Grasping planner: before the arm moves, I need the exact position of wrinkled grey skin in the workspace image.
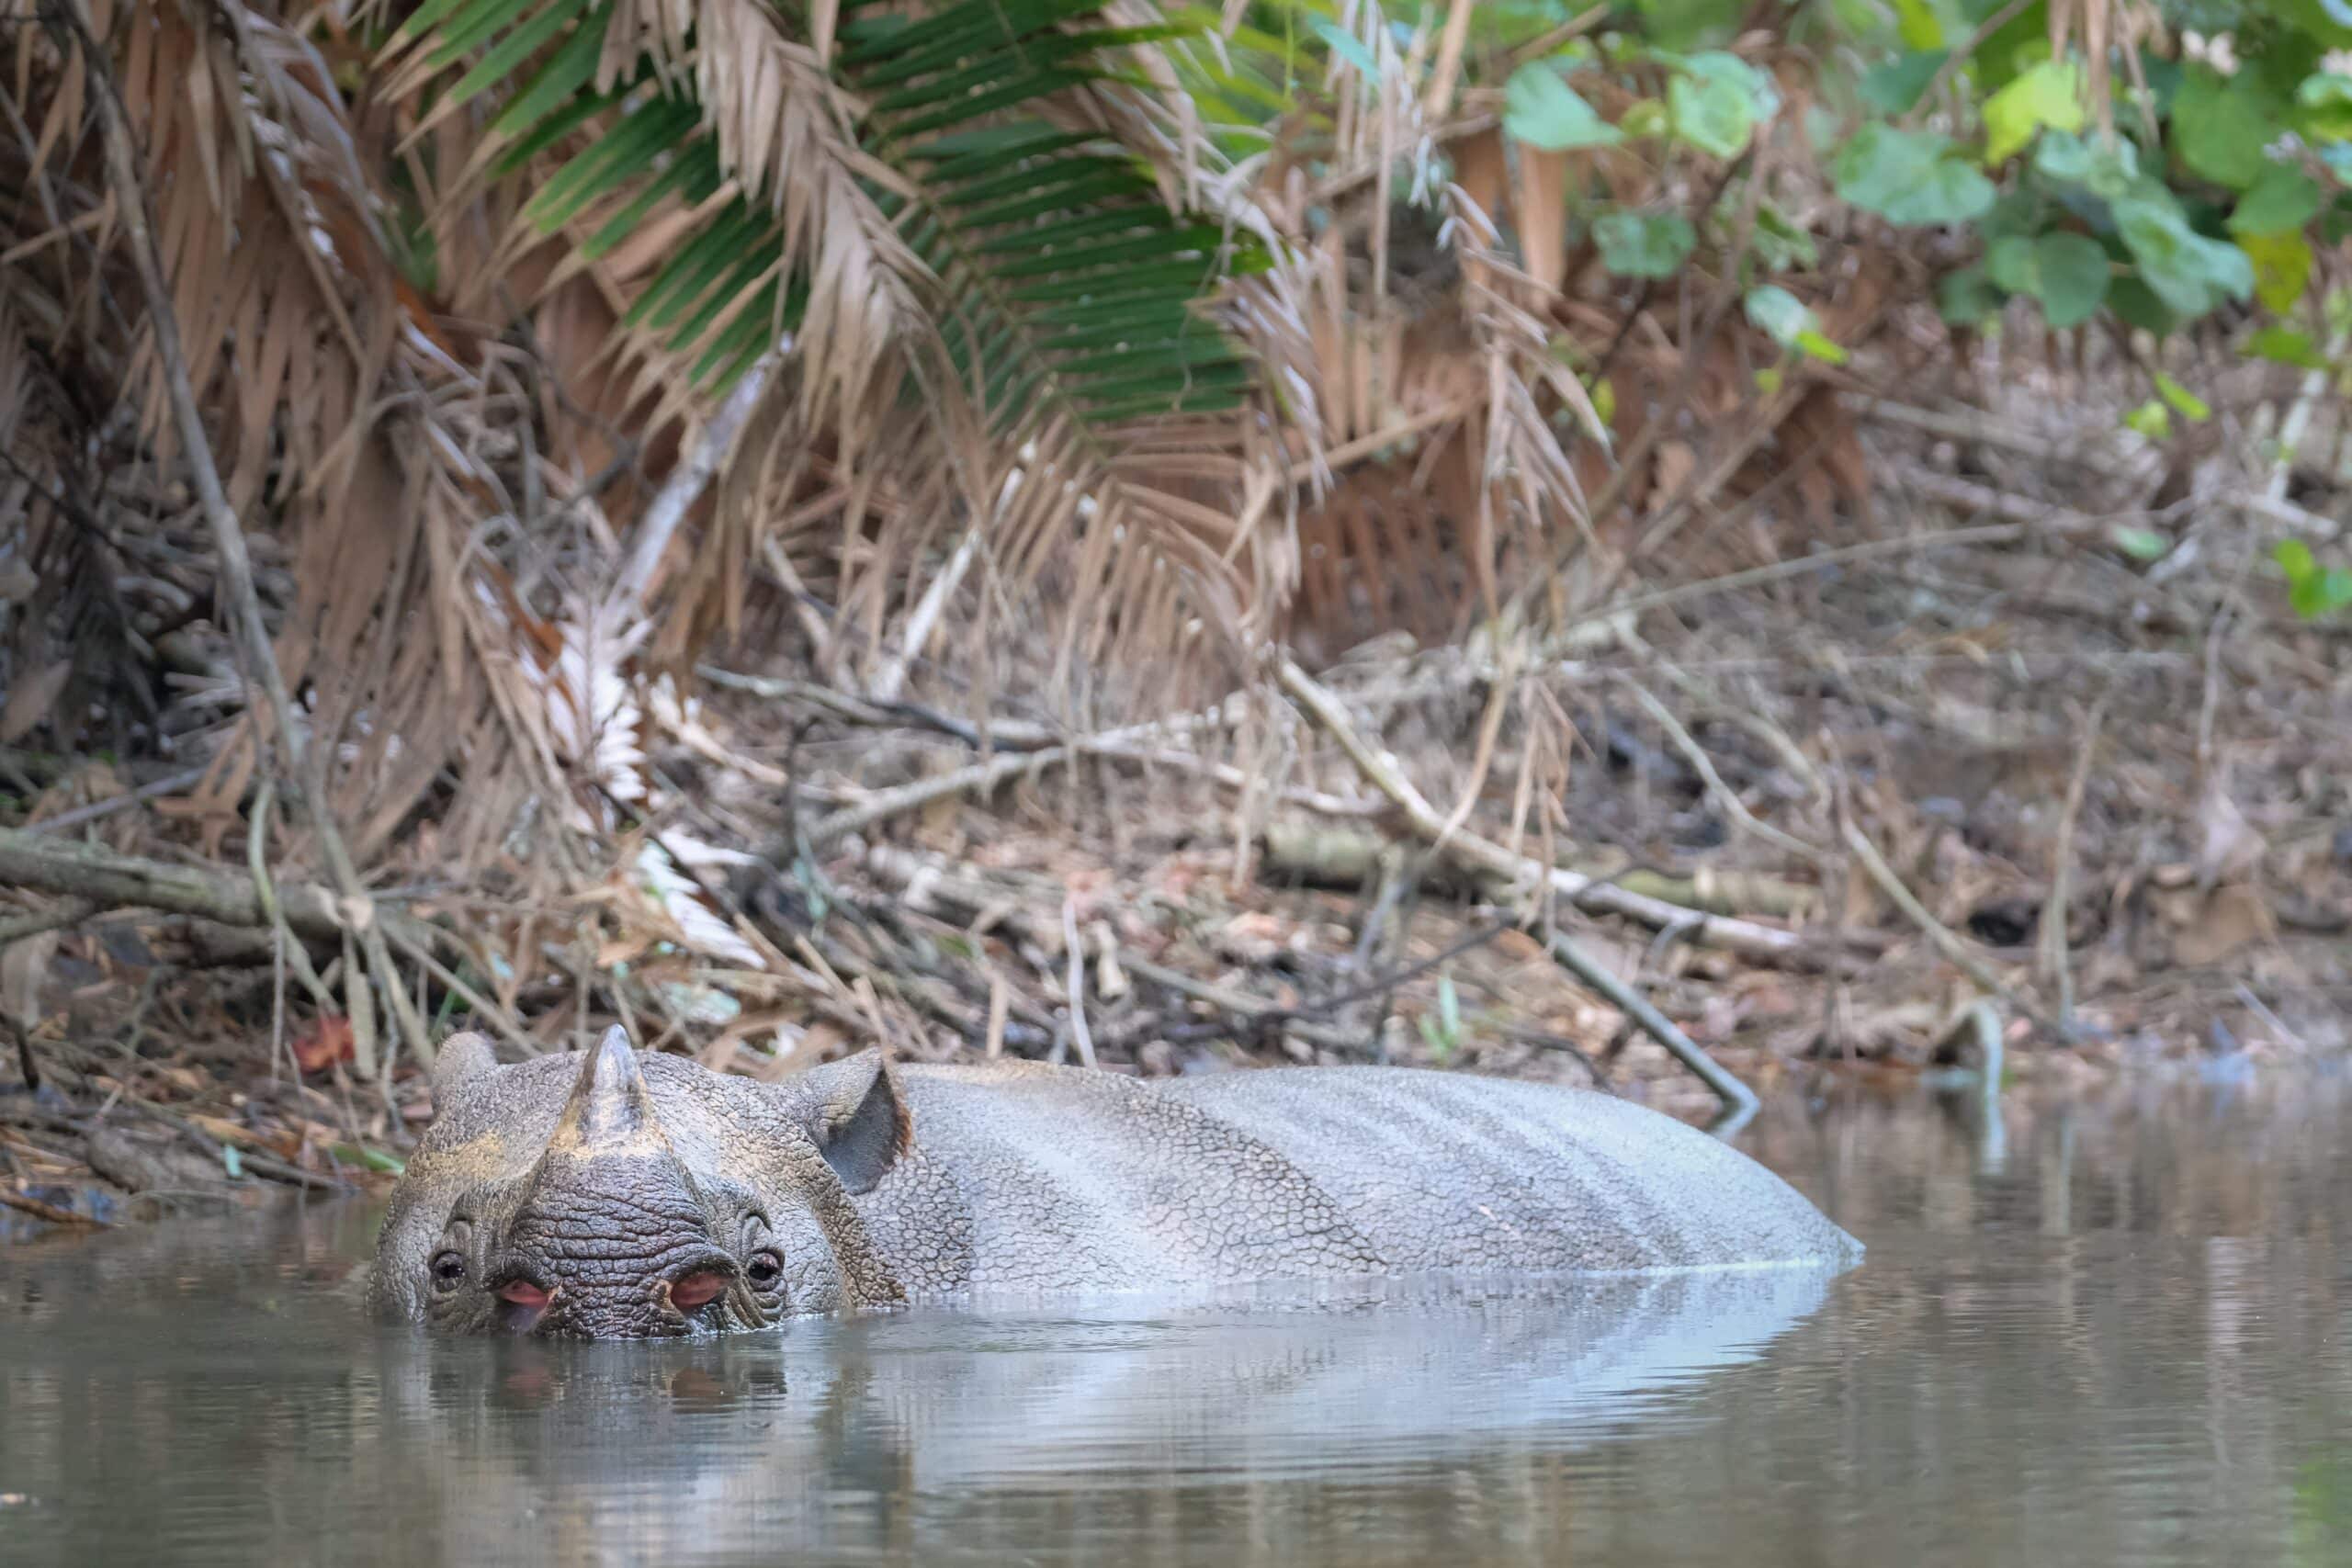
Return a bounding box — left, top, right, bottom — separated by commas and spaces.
368, 1026, 1861, 1339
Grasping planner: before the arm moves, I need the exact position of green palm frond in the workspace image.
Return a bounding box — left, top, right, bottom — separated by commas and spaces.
397, 0, 1271, 414
388, 0, 1297, 671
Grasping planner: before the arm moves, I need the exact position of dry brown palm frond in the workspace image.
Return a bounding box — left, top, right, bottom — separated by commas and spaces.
1243, 0, 1610, 670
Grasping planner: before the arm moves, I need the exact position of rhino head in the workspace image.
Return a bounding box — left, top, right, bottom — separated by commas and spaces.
368, 1027, 911, 1337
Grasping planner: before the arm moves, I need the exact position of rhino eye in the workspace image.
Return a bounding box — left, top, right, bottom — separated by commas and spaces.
430, 1251, 468, 1292
745, 1249, 783, 1290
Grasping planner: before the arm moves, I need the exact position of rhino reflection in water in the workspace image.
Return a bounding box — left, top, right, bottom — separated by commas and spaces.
367, 1025, 1861, 1338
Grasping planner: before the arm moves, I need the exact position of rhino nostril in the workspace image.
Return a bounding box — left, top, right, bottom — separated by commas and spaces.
667, 1269, 729, 1312
498, 1280, 553, 1309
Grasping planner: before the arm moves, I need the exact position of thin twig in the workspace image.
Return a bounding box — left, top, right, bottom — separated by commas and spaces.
379, 919, 543, 1060
246, 780, 338, 1015
1114, 955, 1363, 1053
22, 766, 210, 838
0, 900, 99, 945
1058, 894, 1098, 1069
1623, 682, 1829, 866
610, 348, 783, 614
108, 1097, 348, 1192
984, 970, 1008, 1059
871, 524, 981, 705
1838, 819, 2064, 1039
2040, 695, 2109, 1021
0, 1187, 109, 1227
805, 703, 1238, 846
1276, 658, 1827, 964
1534, 927, 1757, 1120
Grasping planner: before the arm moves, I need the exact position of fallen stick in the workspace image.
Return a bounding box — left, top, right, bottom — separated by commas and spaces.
1259, 821, 1821, 921
0, 1188, 109, 1227
115, 1097, 348, 1192
0, 899, 101, 945
1275, 659, 1830, 964
0, 826, 438, 950
2040, 696, 2109, 1021
1114, 955, 1366, 1053
1534, 927, 1757, 1121
805, 702, 1241, 845
870, 524, 982, 705
1838, 820, 2061, 1039
1623, 682, 1828, 868
1057, 894, 1099, 1069
609, 348, 782, 614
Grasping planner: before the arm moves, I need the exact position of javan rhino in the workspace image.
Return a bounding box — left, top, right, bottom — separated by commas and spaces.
367, 1026, 1861, 1337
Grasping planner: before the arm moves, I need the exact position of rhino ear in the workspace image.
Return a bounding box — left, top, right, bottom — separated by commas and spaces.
431, 1032, 499, 1101
788, 1048, 910, 1194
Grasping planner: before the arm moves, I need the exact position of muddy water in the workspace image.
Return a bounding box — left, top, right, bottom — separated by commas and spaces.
3, 1069, 2349, 1567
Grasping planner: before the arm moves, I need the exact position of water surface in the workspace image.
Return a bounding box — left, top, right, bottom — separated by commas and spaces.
4, 1070, 2349, 1566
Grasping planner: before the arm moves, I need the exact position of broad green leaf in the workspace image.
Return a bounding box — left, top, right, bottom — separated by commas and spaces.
1653, 51, 1778, 156
1833, 123, 1996, 225
2275, 536, 2352, 616
2300, 73, 2352, 141
2173, 65, 2278, 190
1984, 234, 2033, 288
2112, 187, 2256, 317
1743, 284, 1809, 344
1666, 67, 1759, 157
1967, 0, 2052, 95
2152, 370, 2210, 423
2239, 230, 2315, 313
1310, 19, 1382, 80
2106, 276, 2180, 336
1633, 0, 1750, 50
1505, 63, 1623, 150
1983, 59, 2084, 165
2109, 525, 2170, 560
1593, 210, 1696, 277
1937, 262, 2001, 324
1747, 199, 1818, 270
2292, 567, 2352, 619
1986, 230, 2109, 327
2228, 162, 2324, 235
1893, 0, 1943, 49
1746, 285, 1847, 360
2245, 324, 2328, 367
2122, 400, 2170, 439
1794, 328, 1849, 364
1621, 99, 1670, 139
2032, 130, 2139, 200
1860, 50, 1949, 114
334, 1144, 407, 1176
2324, 192, 2352, 245
2278, 0, 2352, 51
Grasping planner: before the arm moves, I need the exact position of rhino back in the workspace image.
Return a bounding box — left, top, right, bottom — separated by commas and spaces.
854, 1064, 1387, 1299
854, 1063, 1855, 1300
1152, 1066, 1857, 1272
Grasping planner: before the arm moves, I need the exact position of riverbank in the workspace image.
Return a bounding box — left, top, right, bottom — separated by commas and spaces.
6, 369, 2350, 1227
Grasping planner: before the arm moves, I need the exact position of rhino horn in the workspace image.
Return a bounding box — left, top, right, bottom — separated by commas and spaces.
548, 1025, 666, 1156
